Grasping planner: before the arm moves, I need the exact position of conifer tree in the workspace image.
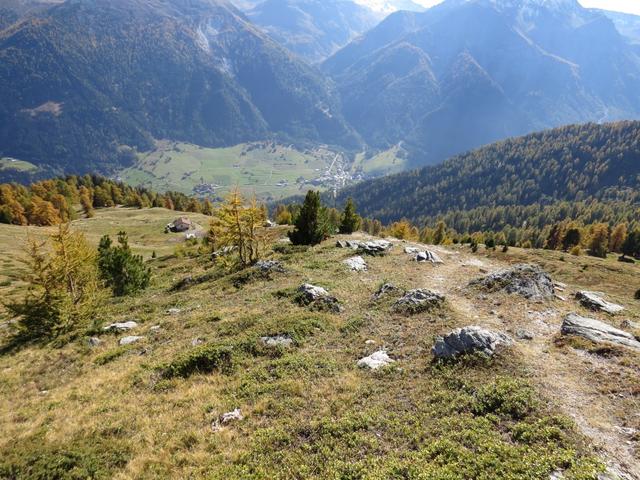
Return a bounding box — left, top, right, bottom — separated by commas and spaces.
588, 223, 610, 258
289, 190, 326, 246
433, 221, 447, 245
98, 231, 151, 296
7, 224, 104, 340
339, 198, 360, 234
79, 186, 94, 218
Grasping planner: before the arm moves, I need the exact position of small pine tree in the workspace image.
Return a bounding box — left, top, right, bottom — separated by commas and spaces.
288, 190, 327, 246
433, 221, 447, 245
339, 198, 361, 234
98, 232, 151, 296
6, 224, 104, 341
209, 189, 266, 266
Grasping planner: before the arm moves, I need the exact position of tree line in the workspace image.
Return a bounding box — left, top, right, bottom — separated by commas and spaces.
0, 175, 215, 226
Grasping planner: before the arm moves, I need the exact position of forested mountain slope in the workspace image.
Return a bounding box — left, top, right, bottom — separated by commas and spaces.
336, 122, 640, 227
0, 0, 358, 177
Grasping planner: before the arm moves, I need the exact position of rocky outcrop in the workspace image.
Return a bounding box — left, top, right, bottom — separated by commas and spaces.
212, 408, 243, 431
469, 264, 555, 299
343, 256, 367, 272
295, 284, 341, 313
372, 283, 399, 301
561, 313, 640, 350
103, 321, 138, 332
357, 350, 395, 370
260, 335, 294, 348
432, 326, 512, 359
119, 336, 144, 346
393, 289, 445, 314
404, 246, 420, 254
415, 251, 443, 264
337, 239, 393, 255
255, 260, 285, 273
575, 291, 624, 314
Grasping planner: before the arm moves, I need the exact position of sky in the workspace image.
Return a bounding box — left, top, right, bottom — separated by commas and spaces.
414, 0, 640, 15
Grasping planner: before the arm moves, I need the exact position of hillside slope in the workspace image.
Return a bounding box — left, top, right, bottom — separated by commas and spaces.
324, 0, 640, 167
247, 0, 381, 63
0, 0, 358, 178
335, 122, 640, 227
0, 209, 639, 478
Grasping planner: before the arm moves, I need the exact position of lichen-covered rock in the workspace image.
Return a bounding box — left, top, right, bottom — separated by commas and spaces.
88, 337, 101, 347
357, 240, 393, 256
343, 256, 367, 272
255, 260, 285, 273
404, 246, 420, 254
103, 321, 138, 332
357, 350, 395, 370
432, 326, 512, 359
393, 289, 445, 314
372, 283, 399, 301
575, 291, 624, 314
212, 408, 243, 431
260, 335, 294, 348
415, 251, 443, 264
561, 313, 640, 350
119, 335, 144, 346
295, 284, 341, 313
469, 264, 555, 299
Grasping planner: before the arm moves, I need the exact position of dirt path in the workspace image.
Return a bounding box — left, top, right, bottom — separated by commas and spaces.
400, 241, 639, 479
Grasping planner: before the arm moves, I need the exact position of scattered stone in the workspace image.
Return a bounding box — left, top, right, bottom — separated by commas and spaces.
575, 291, 624, 314
191, 338, 205, 347
264, 219, 276, 228
102, 321, 138, 332
468, 264, 555, 299
336, 240, 348, 248
357, 240, 393, 256
550, 472, 564, 480
295, 284, 341, 313
516, 329, 534, 340
415, 250, 444, 264
561, 313, 640, 350
343, 256, 367, 272
372, 283, 399, 301
260, 335, 294, 348
365, 340, 376, 345
150, 325, 161, 332
88, 337, 102, 347
255, 260, 285, 273
357, 350, 395, 370
119, 336, 144, 346
432, 326, 512, 359
404, 246, 420, 254
393, 289, 445, 314
166, 308, 182, 315
212, 408, 243, 431
185, 232, 197, 241
555, 294, 567, 302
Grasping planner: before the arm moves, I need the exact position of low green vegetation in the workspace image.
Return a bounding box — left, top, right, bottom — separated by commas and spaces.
119, 141, 343, 201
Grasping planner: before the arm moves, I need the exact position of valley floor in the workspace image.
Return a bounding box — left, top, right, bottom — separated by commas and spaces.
0, 209, 638, 479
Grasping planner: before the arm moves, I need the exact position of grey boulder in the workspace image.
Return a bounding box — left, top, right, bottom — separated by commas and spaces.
260, 335, 294, 348
343, 256, 367, 272
415, 250, 444, 264
103, 321, 138, 332
372, 283, 399, 301
432, 326, 512, 359
255, 260, 285, 273
393, 289, 445, 314
357, 240, 392, 256
357, 350, 395, 370
469, 264, 555, 299
561, 313, 640, 350
119, 335, 144, 346
575, 291, 624, 314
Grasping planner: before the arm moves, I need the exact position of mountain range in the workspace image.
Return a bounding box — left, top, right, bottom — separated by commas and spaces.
0, 0, 357, 176
246, 0, 381, 63
323, 0, 640, 167
2, 0, 640, 182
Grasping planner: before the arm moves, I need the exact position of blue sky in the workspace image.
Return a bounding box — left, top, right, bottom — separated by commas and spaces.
415, 0, 640, 15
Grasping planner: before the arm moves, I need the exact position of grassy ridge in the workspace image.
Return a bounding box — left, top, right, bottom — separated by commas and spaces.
1, 208, 639, 478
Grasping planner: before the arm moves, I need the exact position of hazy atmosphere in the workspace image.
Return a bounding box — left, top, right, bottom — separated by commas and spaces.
1, 0, 639, 479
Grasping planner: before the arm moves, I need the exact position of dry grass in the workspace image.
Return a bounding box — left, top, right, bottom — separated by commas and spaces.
0, 214, 639, 478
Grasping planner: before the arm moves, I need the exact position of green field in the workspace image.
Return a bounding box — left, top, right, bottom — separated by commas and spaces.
353, 145, 408, 177
119, 141, 341, 201
0, 157, 39, 173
